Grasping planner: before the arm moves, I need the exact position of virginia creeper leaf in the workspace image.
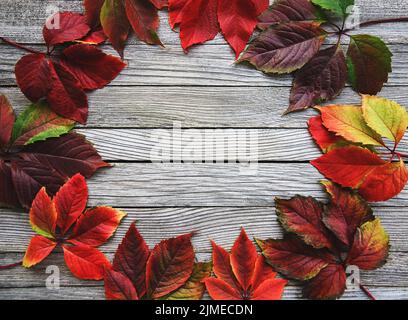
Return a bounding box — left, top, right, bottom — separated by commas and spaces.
206, 229, 287, 300
100, 0, 131, 58
113, 222, 150, 298
150, 0, 168, 9
362, 95, 408, 144
69, 206, 127, 247
0, 161, 19, 208
61, 44, 126, 90
0, 95, 15, 149
311, 0, 354, 17
146, 233, 195, 299
84, 0, 105, 28
22, 235, 57, 268
318, 105, 384, 146
54, 173, 89, 235
168, 0, 188, 29
276, 196, 333, 249
124, 0, 162, 46
63, 244, 111, 280
288, 46, 347, 113
346, 35, 392, 95
104, 267, 139, 300
29, 187, 57, 239
15, 54, 53, 102
308, 115, 347, 152
43, 12, 90, 47
238, 21, 326, 74
346, 219, 389, 270
258, 0, 320, 30
11, 102, 75, 147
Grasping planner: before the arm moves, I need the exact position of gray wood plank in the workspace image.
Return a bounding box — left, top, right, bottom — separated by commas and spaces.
1, 0, 408, 44
1, 205, 407, 253
1, 43, 408, 87
1, 86, 408, 129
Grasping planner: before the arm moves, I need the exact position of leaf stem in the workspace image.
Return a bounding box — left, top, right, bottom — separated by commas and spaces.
343, 17, 408, 33
0, 260, 22, 270
360, 284, 376, 300
0, 36, 42, 54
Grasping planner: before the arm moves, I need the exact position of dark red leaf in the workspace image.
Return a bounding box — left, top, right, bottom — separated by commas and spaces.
104, 267, 139, 300
15, 54, 52, 102
47, 62, 89, 124
0, 95, 15, 149
288, 46, 347, 113
61, 44, 126, 90
84, 0, 105, 28
79, 28, 107, 45
0, 160, 19, 208
43, 12, 90, 47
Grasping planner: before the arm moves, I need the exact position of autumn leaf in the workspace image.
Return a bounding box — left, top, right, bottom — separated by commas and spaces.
0, 96, 108, 209
205, 228, 287, 300
238, 21, 327, 74
288, 45, 347, 113
0, 95, 15, 149
169, 0, 268, 58
346, 35, 392, 95
257, 182, 389, 299
258, 0, 321, 30
310, 96, 408, 202
311, 0, 354, 17
104, 223, 206, 300
23, 174, 125, 280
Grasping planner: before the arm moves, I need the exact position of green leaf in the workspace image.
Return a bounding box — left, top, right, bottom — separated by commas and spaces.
311, 0, 354, 17
11, 102, 75, 146
346, 35, 392, 95
362, 95, 408, 144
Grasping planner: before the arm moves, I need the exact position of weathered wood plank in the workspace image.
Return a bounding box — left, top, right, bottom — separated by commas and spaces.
1, 0, 408, 44
1, 43, 408, 87
1, 206, 407, 253
0, 284, 407, 300
1, 86, 408, 129
0, 251, 407, 288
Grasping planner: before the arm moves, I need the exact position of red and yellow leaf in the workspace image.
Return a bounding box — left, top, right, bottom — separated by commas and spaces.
104, 267, 138, 300
146, 233, 195, 299
63, 244, 111, 280
29, 187, 57, 239
308, 115, 346, 152
22, 235, 57, 268
54, 173, 88, 235
69, 206, 126, 247
113, 223, 150, 298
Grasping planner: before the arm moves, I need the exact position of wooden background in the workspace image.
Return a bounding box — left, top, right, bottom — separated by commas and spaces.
1, 0, 408, 300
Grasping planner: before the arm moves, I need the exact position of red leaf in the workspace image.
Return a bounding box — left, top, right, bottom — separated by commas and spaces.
251, 278, 288, 300
256, 236, 332, 281
29, 187, 57, 239
168, 0, 189, 29
113, 223, 150, 298
211, 240, 240, 290
218, 0, 259, 58
0, 95, 15, 148
22, 235, 57, 268
0, 160, 19, 208
79, 28, 107, 45
124, 0, 162, 46
146, 233, 195, 299
230, 228, 258, 291
84, 0, 105, 28
47, 62, 89, 124
178, 0, 219, 51
61, 44, 126, 90
204, 278, 242, 300
150, 0, 168, 9
251, 255, 277, 290
358, 160, 408, 202
104, 267, 139, 300
69, 206, 126, 247
54, 173, 89, 235
311, 146, 387, 189
303, 264, 346, 299
63, 244, 111, 280
251, 0, 269, 16
288, 46, 347, 113
308, 115, 346, 153
100, 0, 130, 58
15, 54, 52, 102
43, 12, 90, 47
258, 0, 319, 30
276, 196, 334, 249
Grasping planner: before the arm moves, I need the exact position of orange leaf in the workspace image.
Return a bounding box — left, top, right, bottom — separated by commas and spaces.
204, 278, 242, 300
22, 235, 57, 268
